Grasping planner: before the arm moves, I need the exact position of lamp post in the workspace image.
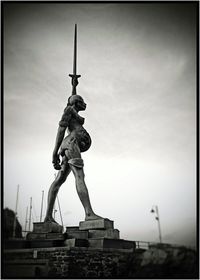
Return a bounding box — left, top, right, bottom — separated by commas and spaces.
150, 205, 162, 243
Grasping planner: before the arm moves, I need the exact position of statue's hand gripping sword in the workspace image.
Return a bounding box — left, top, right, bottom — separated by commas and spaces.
69, 24, 81, 95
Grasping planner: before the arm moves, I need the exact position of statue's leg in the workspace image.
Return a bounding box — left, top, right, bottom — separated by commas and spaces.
44, 156, 71, 223
66, 140, 102, 221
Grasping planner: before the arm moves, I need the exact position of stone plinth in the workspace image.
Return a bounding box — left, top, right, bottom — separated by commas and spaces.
33, 222, 63, 233
65, 230, 88, 239
26, 222, 64, 247
26, 232, 64, 240
25, 218, 121, 250
89, 229, 119, 239
66, 226, 79, 232
65, 223, 119, 241
79, 218, 113, 230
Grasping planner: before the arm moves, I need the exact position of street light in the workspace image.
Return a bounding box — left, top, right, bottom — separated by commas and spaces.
150, 205, 162, 243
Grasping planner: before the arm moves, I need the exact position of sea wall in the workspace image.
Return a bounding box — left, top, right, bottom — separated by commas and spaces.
3, 244, 197, 278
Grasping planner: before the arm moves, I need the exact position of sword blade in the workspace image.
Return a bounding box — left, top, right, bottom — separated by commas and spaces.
69, 24, 81, 95
73, 24, 77, 75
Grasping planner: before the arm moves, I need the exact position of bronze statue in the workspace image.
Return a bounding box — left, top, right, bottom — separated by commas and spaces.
44, 25, 102, 224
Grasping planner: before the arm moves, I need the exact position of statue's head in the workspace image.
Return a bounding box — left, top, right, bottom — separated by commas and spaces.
68, 95, 86, 111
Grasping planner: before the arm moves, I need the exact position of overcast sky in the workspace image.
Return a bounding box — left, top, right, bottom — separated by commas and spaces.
4, 3, 197, 247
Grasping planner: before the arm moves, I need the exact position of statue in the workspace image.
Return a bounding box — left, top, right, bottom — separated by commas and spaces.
25, 25, 133, 253
27, 25, 122, 249
44, 25, 102, 225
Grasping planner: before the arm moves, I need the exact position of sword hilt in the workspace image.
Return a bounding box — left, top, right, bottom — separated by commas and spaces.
69, 74, 81, 95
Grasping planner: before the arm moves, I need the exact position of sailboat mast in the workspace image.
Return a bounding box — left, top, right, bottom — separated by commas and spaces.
12, 184, 20, 238
28, 197, 32, 232
24, 206, 28, 234
40, 190, 44, 222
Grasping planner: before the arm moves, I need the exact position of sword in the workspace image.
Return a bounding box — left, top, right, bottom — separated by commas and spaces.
69, 24, 81, 95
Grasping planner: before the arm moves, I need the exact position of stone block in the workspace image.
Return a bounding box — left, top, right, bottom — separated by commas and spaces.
66, 226, 79, 232
26, 232, 46, 240
26, 232, 64, 240
79, 219, 114, 230
64, 238, 89, 248
29, 239, 64, 248
88, 238, 136, 250
89, 229, 120, 239
65, 230, 88, 239
32, 222, 63, 233
46, 233, 64, 239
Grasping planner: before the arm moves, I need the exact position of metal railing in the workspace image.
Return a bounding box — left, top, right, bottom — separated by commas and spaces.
135, 241, 196, 251
135, 241, 153, 250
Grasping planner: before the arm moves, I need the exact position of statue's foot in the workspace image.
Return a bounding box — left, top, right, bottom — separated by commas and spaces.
85, 213, 103, 221
42, 216, 63, 233
44, 216, 58, 224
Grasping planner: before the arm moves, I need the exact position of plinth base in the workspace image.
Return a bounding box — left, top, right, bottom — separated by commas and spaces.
65, 230, 89, 239
63, 237, 136, 250
25, 218, 122, 250
26, 232, 64, 240
29, 239, 64, 248
65, 218, 119, 242
89, 238, 136, 250
79, 218, 114, 230
89, 229, 119, 239
26, 222, 64, 245
32, 222, 63, 233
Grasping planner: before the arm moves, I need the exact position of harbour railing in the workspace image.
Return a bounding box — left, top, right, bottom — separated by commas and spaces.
135, 241, 196, 251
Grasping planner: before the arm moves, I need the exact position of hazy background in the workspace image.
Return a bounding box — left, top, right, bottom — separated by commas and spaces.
4, 3, 197, 246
